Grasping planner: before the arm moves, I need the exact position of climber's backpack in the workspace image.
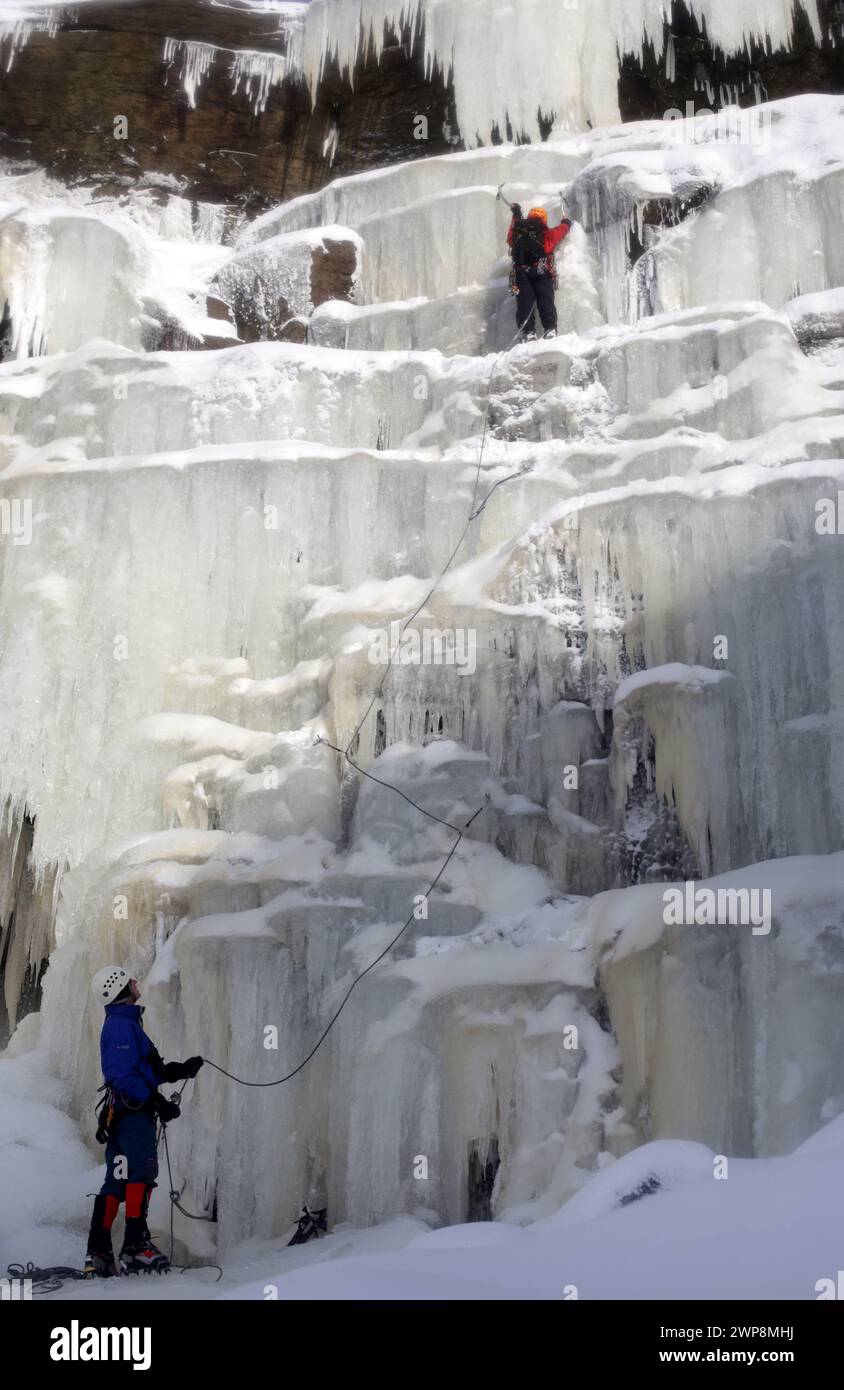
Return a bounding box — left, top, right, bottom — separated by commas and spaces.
510, 216, 548, 268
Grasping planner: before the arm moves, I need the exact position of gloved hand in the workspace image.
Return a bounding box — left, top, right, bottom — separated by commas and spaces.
510, 203, 522, 218
156, 1095, 181, 1123
161, 1056, 204, 1082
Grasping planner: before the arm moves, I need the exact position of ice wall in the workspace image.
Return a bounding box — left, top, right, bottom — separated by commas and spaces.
0, 172, 238, 358
2, 92, 844, 1254
565, 96, 844, 326
38, 766, 629, 1240
298, 0, 822, 143
240, 96, 844, 333
588, 852, 844, 1155
0, 207, 148, 357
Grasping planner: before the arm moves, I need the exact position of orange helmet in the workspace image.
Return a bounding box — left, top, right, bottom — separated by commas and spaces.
528, 206, 548, 224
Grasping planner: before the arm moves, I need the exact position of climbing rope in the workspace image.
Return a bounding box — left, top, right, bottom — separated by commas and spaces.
199, 804, 485, 1089
6, 1262, 92, 1296
196, 321, 529, 1089
185, 322, 531, 1099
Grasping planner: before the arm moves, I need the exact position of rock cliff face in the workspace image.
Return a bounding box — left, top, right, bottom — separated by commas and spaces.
212, 230, 361, 344
0, 2, 455, 211
0, 2, 841, 211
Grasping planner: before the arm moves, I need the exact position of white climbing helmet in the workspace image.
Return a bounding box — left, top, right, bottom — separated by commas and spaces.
92, 965, 131, 1005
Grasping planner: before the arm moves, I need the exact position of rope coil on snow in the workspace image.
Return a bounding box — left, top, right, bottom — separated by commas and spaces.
6, 1262, 91, 1295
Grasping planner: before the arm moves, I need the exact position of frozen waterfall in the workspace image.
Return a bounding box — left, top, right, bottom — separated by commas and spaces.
1, 92, 844, 1262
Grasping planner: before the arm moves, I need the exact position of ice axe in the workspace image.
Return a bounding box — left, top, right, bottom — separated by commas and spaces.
496, 183, 519, 211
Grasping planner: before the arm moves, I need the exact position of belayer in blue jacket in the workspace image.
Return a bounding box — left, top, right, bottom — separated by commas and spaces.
85, 966, 203, 1276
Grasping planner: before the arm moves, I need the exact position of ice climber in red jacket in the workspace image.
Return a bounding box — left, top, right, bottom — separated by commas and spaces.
507, 203, 572, 340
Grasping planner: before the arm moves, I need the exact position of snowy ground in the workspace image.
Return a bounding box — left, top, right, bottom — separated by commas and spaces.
4, 1033, 842, 1300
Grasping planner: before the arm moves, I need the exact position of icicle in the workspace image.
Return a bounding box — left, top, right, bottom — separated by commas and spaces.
0, 7, 64, 73
633, 201, 644, 251
322, 122, 340, 165
293, 0, 822, 144
750, 68, 768, 104
230, 49, 290, 115
161, 37, 292, 117
162, 36, 217, 110
695, 62, 715, 106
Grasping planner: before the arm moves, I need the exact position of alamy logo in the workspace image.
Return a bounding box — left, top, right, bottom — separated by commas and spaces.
368, 621, 477, 676
816, 1271, 844, 1299
0, 497, 32, 546
50, 1321, 151, 1371
662, 882, 772, 936
663, 100, 772, 154
0, 1276, 32, 1300
815, 492, 844, 534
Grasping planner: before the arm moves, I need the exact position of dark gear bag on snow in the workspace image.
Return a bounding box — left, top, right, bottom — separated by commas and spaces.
288, 1205, 328, 1246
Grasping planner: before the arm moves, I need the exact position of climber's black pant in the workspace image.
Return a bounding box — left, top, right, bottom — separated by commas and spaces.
514, 266, 557, 336
100, 1108, 158, 1197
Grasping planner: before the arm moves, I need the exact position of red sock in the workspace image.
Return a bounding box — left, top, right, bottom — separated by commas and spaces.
125, 1182, 146, 1219
103, 1195, 120, 1230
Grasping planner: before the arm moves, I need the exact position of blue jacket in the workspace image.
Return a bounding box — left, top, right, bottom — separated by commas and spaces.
100, 1003, 164, 1106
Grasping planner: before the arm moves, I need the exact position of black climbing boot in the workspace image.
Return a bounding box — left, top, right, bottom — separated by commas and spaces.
84, 1194, 118, 1278
84, 1250, 119, 1278
120, 1216, 170, 1274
